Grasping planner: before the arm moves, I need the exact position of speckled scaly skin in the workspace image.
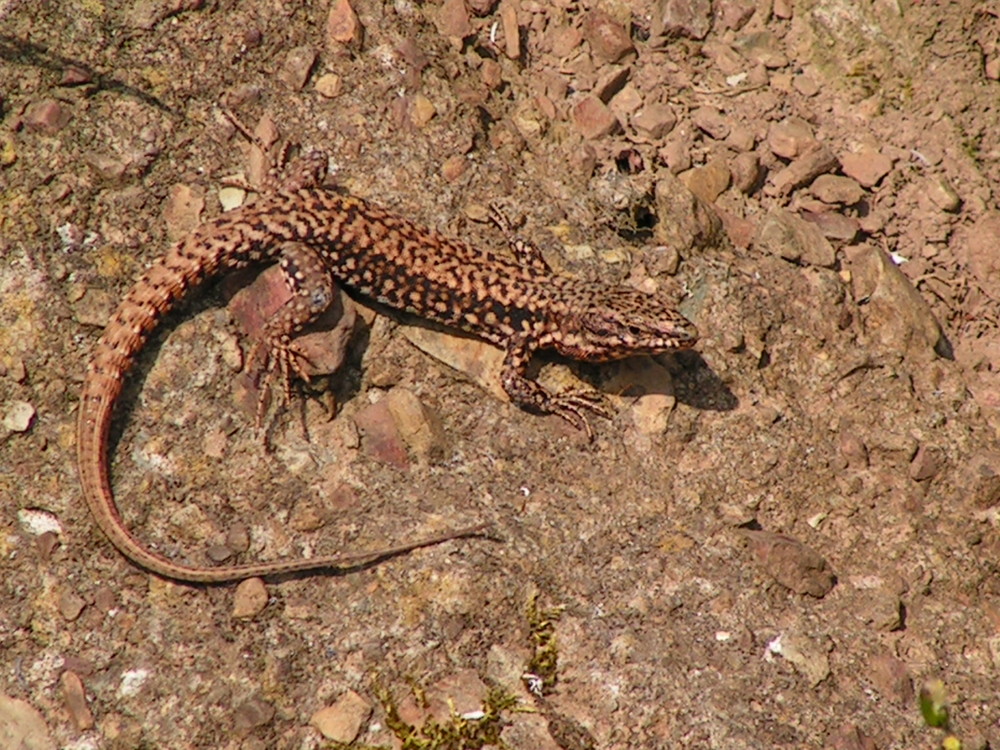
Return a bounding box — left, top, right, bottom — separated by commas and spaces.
77, 151, 698, 582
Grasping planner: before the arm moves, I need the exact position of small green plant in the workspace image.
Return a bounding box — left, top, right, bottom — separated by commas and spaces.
522, 593, 565, 696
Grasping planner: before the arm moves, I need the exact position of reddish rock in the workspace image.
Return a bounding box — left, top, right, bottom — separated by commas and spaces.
571, 95, 621, 139
582, 9, 634, 64
840, 148, 893, 187
327, 0, 363, 46
651, 0, 713, 40
24, 99, 72, 134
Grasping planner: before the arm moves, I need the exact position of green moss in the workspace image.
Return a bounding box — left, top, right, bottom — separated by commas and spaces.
523, 593, 564, 695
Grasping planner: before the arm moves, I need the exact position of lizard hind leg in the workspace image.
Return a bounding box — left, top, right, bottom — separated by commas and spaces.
244, 242, 339, 429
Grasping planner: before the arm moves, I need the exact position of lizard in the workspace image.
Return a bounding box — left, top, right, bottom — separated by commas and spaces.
77, 145, 699, 583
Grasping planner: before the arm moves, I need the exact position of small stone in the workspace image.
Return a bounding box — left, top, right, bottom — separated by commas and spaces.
24, 99, 72, 134
326, 0, 363, 46
840, 148, 893, 187
232, 578, 268, 619
986, 56, 1000, 81
730, 152, 762, 194
741, 529, 835, 597
436, 0, 472, 39
725, 123, 756, 152
811, 174, 864, 205
500, 0, 520, 59
925, 176, 962, 213
581, 9, 634, 64
58, 589, 86, 621
682, 158, 731, 203
910, 445, 945, 481
310, 690, 372, 743
545, 22, 578, 57
384, 387, 446, 463
353, 398, 410, 469
651, 0, 713, 40
162, 184, 205, 242
768, 144, 839, 196
756, 209, 836, 267
592, 65, 631, 103
869, 654, 914, 704
410, 94, 437, 127
571, 95, 621, 139
802, 211, 859, 242
480, 58, 502, 89
769, 632, 831, 686
441, 154, 469, 182
315, 73, 343, 98
217, 186, 246, 211
2, 400, 35, 432
233, 696, 276, 734
60, 671, 94, 731
277, 45, 316, 90
60, 65, 92, 86
691, 105, 729, 140
768, 117, 816, 160
631, 103, 676, 140
653, 172, 724, 254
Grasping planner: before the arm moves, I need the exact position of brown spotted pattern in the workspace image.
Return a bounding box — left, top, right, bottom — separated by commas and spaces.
77, 186, 697, 582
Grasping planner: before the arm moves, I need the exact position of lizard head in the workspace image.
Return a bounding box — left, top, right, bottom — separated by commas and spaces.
552, 286, 698, 362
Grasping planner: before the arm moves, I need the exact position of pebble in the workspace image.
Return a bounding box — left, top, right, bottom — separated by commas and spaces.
691, 105, 730, 140
869, 654, 914, 704
436, 0, 472, 39
810, 174, 864, 205
58, 589, 86, 621
653, 173, 724, 253
60, 671, 94, 731
23, 99, 72, 134
730, 151, 762, 194
326, 0, 363, 47
768, 117, 816, 159
571, 95, 620, 139
909, 445, 945, 481
410, 94, 437, 127
500, 0, 520, 59
384, 386, 446, 463
755, 209, 836, 267
840, 147, 893, 187
581, 9, 634, 64
310, 690, 372, 743
735, 30, 789, 68
651, 0, 713, 40
353, 398, 410, 469
925, 175, 962, 212
631, 103, 676, 140
768, 144, 839, 196
233, 695, 276, 735
2, 400, 35, 432
231, 577, 268, 618
682, 157, 731, 203
740, 528, 835, 597
278, 45, 316, 90
768, 632, 831, 686
315, 72, 343, 98
847, 245, 946, 358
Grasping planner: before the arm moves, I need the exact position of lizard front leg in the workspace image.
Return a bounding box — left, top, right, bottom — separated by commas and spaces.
500, 335, 612, 439
246, 241, 338, 425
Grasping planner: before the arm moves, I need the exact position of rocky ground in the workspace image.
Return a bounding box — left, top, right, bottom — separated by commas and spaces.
2, 1, 1000, 748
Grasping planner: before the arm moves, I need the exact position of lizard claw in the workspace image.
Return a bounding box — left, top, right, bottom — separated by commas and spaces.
247, 337, 316, 428
547, 389, 614, 440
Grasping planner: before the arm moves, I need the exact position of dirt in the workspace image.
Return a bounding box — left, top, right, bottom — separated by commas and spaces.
2, 1, 1000, 748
